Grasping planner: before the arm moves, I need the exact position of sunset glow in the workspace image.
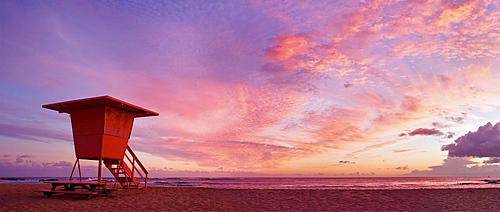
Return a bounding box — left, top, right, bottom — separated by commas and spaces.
1, 0, 499, 177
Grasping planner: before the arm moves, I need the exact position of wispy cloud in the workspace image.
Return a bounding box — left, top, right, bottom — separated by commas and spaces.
391, 149, 417, 153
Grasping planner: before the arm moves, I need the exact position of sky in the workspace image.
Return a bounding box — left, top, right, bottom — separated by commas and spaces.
1, 0, 500, 178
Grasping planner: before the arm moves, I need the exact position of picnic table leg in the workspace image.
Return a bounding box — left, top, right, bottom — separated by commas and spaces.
102, 184, 110, 197
87, 184, 110, 198
80, 184, 91, 191
64, 184, 77, 191
80, 184, 94, 199
82, 194, 92, 200
45, 183, 67, 197
44, 183, 59, 197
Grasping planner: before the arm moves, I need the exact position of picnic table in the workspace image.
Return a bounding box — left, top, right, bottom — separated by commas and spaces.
36, 180, 120, 199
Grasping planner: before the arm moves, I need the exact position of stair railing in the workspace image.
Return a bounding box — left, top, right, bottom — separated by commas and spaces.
123, 145, 149, 188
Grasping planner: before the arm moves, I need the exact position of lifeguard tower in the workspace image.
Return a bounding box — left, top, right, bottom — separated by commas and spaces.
42, 96, 159, 189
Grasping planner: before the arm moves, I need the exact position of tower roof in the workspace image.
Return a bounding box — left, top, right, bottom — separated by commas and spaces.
42, 95, 159, 117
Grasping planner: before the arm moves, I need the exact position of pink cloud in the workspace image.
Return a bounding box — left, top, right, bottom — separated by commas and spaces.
392, 149, 417, 153
435, 0, 487, 27
131, 137, 312, 170
265, 33, 313, 62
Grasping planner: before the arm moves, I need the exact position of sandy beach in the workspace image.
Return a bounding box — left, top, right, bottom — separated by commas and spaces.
1, 184, 499, 211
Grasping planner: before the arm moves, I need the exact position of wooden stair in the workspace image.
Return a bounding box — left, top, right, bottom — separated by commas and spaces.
104, 146, 148, 189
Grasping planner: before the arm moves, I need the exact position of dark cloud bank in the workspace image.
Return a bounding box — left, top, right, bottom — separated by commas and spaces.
408, 122, 500, 177
407, 157, 500, 177
442, 122, 500, 157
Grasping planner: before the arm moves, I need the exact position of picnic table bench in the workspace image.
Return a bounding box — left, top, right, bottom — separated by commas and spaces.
36, 180, 121, 199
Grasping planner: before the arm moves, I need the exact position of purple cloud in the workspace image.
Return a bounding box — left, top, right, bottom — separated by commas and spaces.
444, 132, 455, 139
398, 133, 408, 137
408, 128, 444, 136
444, 113, 468, 124
400, 128, 455, 139
483, 157, 500, 164
395, 166, 409, 170
45, 161, 73, 167
442, 122, 500, 157
445, 116, 466, 124
406, 157, 500, 177
15, 155, 34, 163
343, 82, 353, 89
432, 122, 450, 128
0, 155, 103, 178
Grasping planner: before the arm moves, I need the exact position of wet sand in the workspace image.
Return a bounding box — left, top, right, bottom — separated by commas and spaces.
1, 184, 499, 211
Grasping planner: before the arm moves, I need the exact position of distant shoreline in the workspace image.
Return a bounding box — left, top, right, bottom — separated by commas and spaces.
2, 184, 500, 211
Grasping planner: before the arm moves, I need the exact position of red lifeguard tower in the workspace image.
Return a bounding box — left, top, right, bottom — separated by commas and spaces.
42, 96, 159, 189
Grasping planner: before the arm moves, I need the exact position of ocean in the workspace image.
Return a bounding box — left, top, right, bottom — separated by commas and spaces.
2, 177, 499, 190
